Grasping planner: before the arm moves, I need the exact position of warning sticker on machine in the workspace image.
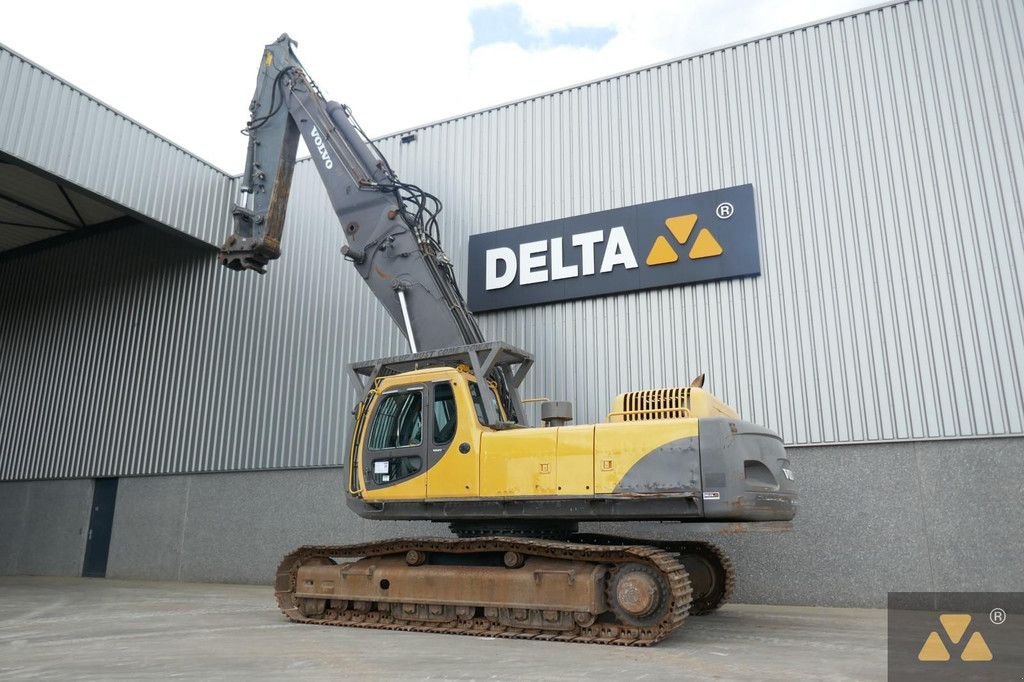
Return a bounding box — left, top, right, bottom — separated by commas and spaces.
703, 492, 721, 500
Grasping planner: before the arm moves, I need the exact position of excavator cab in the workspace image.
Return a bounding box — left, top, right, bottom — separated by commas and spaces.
349, 363, 515, 502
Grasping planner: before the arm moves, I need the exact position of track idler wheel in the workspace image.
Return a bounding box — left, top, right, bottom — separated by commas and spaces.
677, 543, 734, 615
606, 562, 672, 627
275, 554, 335, 617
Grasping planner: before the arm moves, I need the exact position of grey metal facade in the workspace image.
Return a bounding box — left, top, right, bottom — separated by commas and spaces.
1, 0, 1022, 482
370, 0, 1024, 446
0, 215, 402, 480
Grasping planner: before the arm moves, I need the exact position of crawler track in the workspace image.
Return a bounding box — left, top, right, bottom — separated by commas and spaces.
570, 533, 735, 615
274, 536, 693, 646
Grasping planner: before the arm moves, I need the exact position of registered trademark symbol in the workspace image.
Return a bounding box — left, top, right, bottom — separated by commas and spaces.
990, 607, 1006, 625
716, 202, 734, 220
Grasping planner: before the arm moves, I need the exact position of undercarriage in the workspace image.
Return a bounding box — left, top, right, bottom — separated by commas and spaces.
274, 532, 735, 646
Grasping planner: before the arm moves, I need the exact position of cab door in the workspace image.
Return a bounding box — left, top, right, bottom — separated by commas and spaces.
361, 385, 428, 499
426, 378, 479, 498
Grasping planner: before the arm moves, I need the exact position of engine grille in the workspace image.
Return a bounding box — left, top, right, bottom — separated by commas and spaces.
619, 387, 692, 421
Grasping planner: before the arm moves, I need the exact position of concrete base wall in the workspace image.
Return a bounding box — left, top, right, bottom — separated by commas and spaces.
3, 437, 1022, 607
104, 468, 430, 584
0, 479, 93, 576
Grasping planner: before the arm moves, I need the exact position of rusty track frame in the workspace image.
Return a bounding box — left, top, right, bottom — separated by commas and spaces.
275, 536, 694, 646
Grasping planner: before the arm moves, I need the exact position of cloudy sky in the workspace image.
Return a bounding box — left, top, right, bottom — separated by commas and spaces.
5, 0, 876, 173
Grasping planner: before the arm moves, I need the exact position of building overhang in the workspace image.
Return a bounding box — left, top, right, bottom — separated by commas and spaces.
0, 43, 234, 256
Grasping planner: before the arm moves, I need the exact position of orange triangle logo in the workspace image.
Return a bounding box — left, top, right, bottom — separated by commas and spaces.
664, 214, 697, 244
647, 214, 724, 266
689, 228, 723, 259
646, 235, 679, 265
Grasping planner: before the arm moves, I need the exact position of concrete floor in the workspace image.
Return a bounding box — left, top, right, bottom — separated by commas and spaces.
0, 577, 885, 681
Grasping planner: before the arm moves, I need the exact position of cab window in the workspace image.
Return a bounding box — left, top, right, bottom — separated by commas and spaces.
469, 381, 505, 425
433, 382, 457, 444
367, 391, 422, 450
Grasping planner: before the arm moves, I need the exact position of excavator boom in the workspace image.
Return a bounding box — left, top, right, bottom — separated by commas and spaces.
221, 34, 485, 357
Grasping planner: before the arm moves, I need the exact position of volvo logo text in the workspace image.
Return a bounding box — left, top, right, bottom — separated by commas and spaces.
310, 126, 334, 169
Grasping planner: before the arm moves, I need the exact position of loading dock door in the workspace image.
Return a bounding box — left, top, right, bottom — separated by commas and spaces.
82, 478, 118, 577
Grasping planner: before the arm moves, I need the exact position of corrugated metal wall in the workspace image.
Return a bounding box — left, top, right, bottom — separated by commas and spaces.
0, 44, 233, 246
369, 0, 1024, 445
0, 208, 403, 480
1, 0, 1022, 480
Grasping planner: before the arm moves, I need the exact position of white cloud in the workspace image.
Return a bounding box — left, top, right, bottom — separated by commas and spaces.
3, 0, 876, 172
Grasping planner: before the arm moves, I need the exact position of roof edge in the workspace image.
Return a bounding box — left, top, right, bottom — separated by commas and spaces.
0, 41, 234, 178
372, 0, 913, 142
227, 0, 914, 178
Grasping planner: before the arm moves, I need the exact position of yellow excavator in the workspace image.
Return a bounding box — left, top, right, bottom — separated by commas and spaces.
219, 34, 797, 646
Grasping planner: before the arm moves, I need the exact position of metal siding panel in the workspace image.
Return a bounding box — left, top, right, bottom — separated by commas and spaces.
369, 0, 1023, 449
0, 209, 404, 480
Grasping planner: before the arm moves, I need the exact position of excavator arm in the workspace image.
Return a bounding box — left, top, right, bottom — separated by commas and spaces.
220, 34, 486, 357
